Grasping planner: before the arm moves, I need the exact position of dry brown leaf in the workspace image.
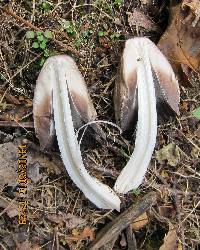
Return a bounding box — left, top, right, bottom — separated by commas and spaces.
158, 2, 200, 86
16, 241, 40, 250
0, 141, 63, 192
195, 125, 200, 138
47, 213, 85, 229
131, 212, 149, 230
128, 9, 159, 32
155, 143, 181, 167
159, 223, 178, 250
0, 197, 18, 218
65, 226, 95, 248
0, 142, 18, 191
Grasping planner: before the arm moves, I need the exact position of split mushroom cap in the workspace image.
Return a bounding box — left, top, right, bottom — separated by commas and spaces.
114, 37, 180, 193
33, 55, 120, 211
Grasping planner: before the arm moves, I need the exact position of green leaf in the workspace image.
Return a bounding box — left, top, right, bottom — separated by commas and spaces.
33, 42, 39, 49
132, 188, 141, 196
42, 37, 48, 43
192, 107, 200, 120
40, 41, 46, 49
42, 2, 51, 11
0, 74, 5, 81
37, 34, 44, 42
44, 49, 50, 57
37, 31, 43, 36
98, 31, 104, 37
39, 57, 46, 66
44, 30, 52, 39
26, 31, 35, 39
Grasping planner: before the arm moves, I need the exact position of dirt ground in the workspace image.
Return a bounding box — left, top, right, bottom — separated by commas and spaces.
0, 0, 200, 249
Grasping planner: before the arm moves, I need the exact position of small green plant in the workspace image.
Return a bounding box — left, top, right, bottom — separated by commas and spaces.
26, 30, 53, 66
113, 0, 123, 7
132, 188, 141, 196
75, 29, 94, 48
98, 31, 105, 37
110, 32, 121, 40
26, 30, 52, 50
193, 107, 200, 120
59, 19, 76, 36
0, 73, 5, 81
95, 0, 112, 13
41, 2, 51, 12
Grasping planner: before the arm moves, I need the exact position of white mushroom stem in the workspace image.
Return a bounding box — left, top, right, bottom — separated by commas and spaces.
114, 39, 157, 193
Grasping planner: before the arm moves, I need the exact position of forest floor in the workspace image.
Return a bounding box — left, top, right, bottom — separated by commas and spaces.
0, 1, 200, 249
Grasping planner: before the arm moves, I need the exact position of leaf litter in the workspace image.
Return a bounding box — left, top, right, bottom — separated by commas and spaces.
0, 0, 199, 249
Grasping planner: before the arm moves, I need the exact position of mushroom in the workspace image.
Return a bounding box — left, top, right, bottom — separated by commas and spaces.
33, 55, 120, 211
114, 38, 180, 194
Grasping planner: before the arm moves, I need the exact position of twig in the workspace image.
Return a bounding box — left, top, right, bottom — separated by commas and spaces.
100, 236, 118, 250
171, 189, 186, 250
89, 192, 157, 250
125, 225, 137, 250
0, 6, 81, 57
0, 120, 34, 128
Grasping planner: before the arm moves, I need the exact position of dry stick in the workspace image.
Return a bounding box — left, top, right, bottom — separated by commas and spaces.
100, 236, 118, 250
171, 185, 186, 250
0, 120, 34, 128
0, 6, 81, 57
89, 192, 157, 250
125, 225, 137, 250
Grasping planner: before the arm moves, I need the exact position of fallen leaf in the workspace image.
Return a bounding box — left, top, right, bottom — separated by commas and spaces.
131, 212, 148, 230
47, 213, 85, 229
16, 241, 40, 250
159, 223, 178, 250
65, 227, 95, 248
0, 90, 20, 105
128, 9, 159, 32
27, 162, 43, 183
16, 241, 32, 250
161, 170, 169, 179
0, 142, 18, 191
191, 147, 200, 159
159, 205, 176, 219
0, 197, 18, 218
158, 2, 200, 86
25, 98, 33, 107
195, 125, 200, 138
0, 141, 62, 192
155, 143, 181, 166
181, 101, 189, 111
72, 228, 80, 236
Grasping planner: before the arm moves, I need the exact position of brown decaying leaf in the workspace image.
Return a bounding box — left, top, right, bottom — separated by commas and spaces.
0, 142, 18, 192
0, 197, 18, 218
65, 226, 95, 248
155, 143, 181, 167
158, 1, 200, 86
159, 223, 178, 250
0, 141, 62, 192
195, 125, 200, 138
46, 213, 86, 229
131, 212, 148, 230
128, 9, 159, 32
16, 241, 40, 250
